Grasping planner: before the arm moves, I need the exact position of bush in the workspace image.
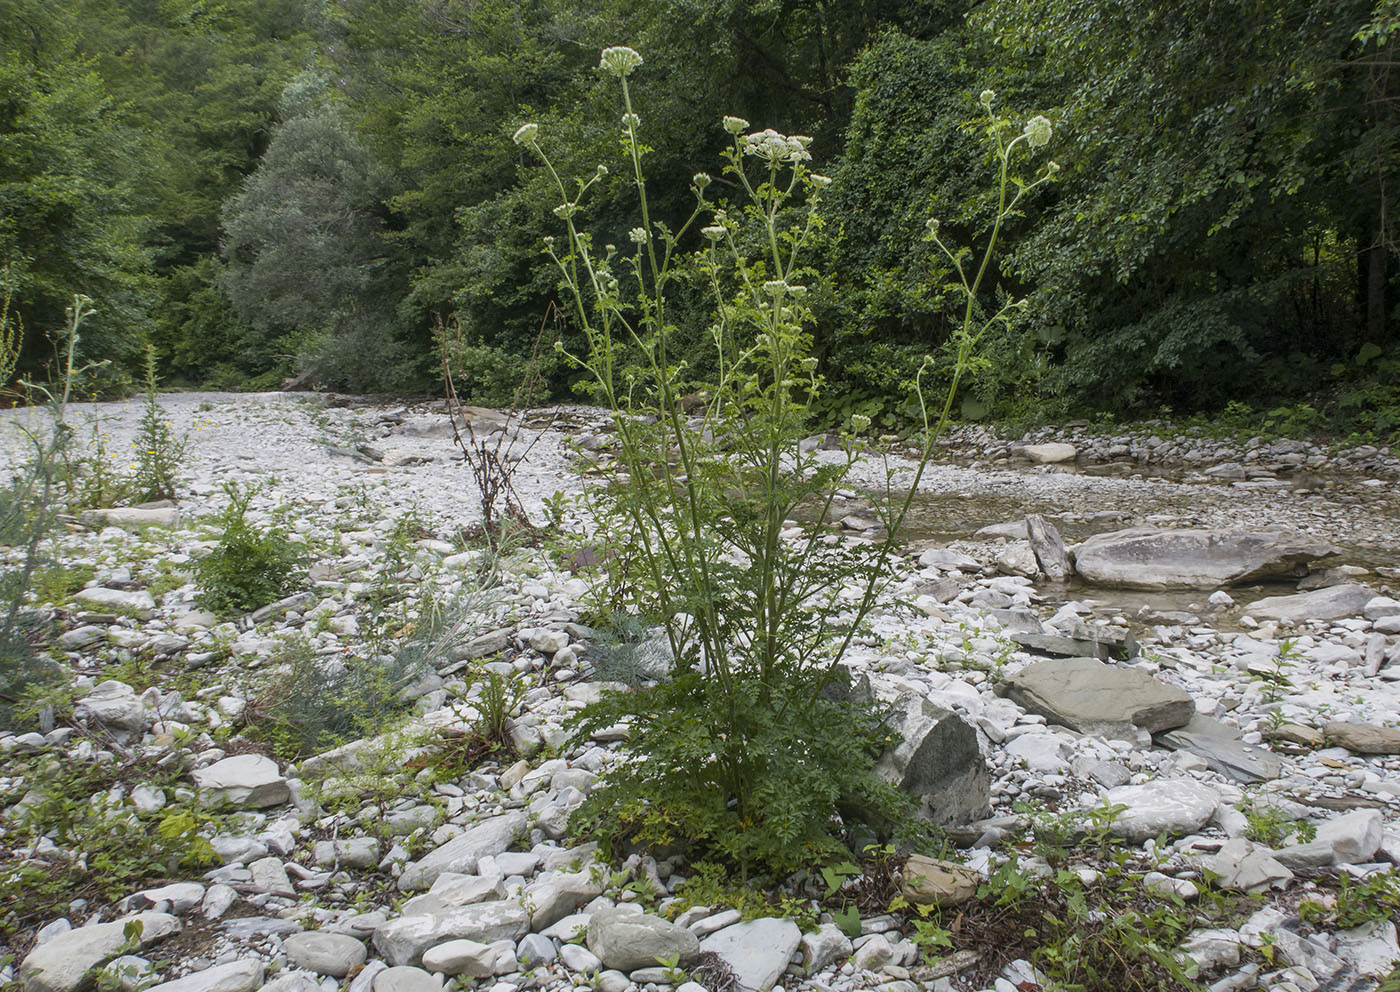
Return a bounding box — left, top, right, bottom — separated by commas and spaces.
130, 346, 190, 502
194, 483, 307, 615
525, 52, 1052, 877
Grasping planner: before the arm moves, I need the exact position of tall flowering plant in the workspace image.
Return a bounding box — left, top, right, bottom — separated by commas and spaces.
517, 50, 1055, 875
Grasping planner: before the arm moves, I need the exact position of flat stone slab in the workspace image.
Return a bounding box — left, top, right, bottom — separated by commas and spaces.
1157, 715, 1284, 784
371, 901, 529, 967
1102, 779, 1220, 843
21, 913, 180, 992
80, 507, 181, 529
397, 811, 527, 891
699, 918, 801, 992
143, 960, 263, 992
1249, 584, 1378, 624
586, 908, 698, 973
190, 754, 289, 809
1325, 721, 1400, 755
1072, 527, 1336, 590
1023, 443, 1076, 464
1001, 657, 1194, 740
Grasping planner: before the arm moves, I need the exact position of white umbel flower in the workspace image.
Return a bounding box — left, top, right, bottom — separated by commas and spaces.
1024, 115, 1052, 148
723, 116, 749, 135
600, 47, 643, 78
512, 123, 539, 146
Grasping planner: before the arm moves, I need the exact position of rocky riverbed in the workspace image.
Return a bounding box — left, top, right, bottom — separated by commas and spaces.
2, 392, 1400, 992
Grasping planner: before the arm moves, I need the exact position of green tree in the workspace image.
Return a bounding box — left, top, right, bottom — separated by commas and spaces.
221, 73, 413, 390
971, 0, 1398, 413
0, 0, 152, 380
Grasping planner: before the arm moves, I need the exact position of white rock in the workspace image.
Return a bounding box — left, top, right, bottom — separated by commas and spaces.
282, 932, 368, 977
191, 755, 289, 809
143, 959, 264, 992
699, 918, 801, 992
1102, 780, 1220, 843
1316, 809, 1383, 864
74, 681, 149, 735
20, 913, 180, 992
420, 940, 495, 978
1333, 919, 1400, 976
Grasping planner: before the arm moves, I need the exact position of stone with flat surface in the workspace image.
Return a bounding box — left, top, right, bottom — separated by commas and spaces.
397, 811, 526, 891
1102, 780, 1220, 843
1072, 528, 1335, 590
1249, 584, 1377, 624
1157, 715, 1285, 784
699, 919, 802, 992
1001, 657, 1194, 740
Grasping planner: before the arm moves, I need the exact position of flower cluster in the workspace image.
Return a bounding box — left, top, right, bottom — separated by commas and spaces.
1023, 115, 1052, 149
599, 46, 643, 78
740, 128, 812, 165
512, 123, 539, 147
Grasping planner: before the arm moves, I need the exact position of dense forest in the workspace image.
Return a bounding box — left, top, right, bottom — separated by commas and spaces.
2, 0, 1397, 433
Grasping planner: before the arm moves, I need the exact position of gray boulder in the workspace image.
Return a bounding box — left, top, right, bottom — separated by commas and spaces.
1249, 584, 1378, 624
1156, 715, 1284, 784
874, 693, 990, 825
1072, 528, 1336, 589
699, 918, 802, 992
1025, 514, 1070, 581
282, 932, 367, 977
397, 811, 526, 891
1001, 657, 1194, 740
190, 755, 289, 809
74, 681, 149, 736
1102, 780, 1220, 843
21, 913, 180, 992
586, 908, 699, 973
371, 901, 529, 967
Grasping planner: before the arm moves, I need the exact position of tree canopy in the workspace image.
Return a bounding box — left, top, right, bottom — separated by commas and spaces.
0, 0, 1394, 434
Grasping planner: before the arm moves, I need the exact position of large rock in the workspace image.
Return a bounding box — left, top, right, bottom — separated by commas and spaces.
1022, 443, 1076, 464
282, 932, 367, 977
1190, 838, 1292, 891
74, 587, 157, 615
1325, 721, 1400, 755
21, 913, 180, 992
1156, 715, 1284, 784
143, 960, 263, 992
898, 855, 980, 907
586, 908, 698, 973
371, 901, 529, 967
397, 811, 527, 891
80, 507, 180, 529
1025, 514, 1070, 581
1102, 780, 1220, 843
699, 919, 802, 992
73, 681, 149, 735
874, 692, 990, 825
522, 870, 604, 931
1249, 584, 1378, 624
190, 754, 289, 809
1071, 528, 1336, 590
1001, 657, 1194, 740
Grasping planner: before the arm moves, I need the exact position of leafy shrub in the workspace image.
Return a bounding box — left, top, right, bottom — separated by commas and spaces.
130, 346, 189, 502
241, 636, 425, 759
527, 53, 1051, 879
194, 483, 307, 615
0, 745, 223, 944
